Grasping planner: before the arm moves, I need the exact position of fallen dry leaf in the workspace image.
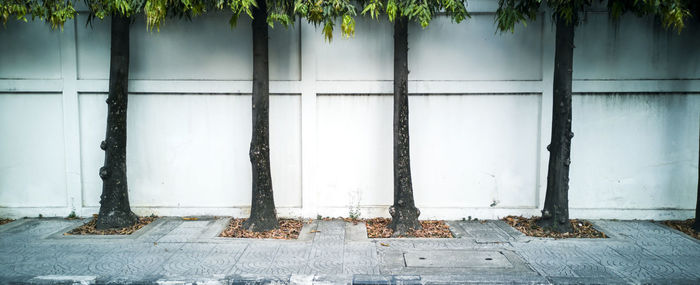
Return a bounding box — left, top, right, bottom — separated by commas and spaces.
342, 217, 361, 225
183, 217, 199, 221
219, 218, 302, 239
380, 242, 389, 247
309, 230, 321, 233
0, 218, 14, 226
365, 218, 453, 238
502, 215, 606, 239
65, 216, 157, 235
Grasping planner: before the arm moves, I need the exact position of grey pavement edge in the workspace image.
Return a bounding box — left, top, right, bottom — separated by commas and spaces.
0, 217, 698, 284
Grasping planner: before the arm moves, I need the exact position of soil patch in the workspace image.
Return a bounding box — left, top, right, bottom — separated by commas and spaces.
0, 218, 14, 226
219, 218, 303, 239
65, 215, 157, 235
503, 215, 607, 239
663, 219, 699, 240
365, 218, 453, 238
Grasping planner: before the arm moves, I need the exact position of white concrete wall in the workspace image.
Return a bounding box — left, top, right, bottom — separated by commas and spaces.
0, 1, 698, 220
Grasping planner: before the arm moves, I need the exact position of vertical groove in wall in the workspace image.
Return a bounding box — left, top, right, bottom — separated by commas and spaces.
59, 18, 83, 215
300, 21, 318, 217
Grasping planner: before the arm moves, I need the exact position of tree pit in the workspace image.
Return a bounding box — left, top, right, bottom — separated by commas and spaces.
366, 218, 453, 238
219, 218, 303, 239
503, 215, 607, 239
65, 215, 157, 235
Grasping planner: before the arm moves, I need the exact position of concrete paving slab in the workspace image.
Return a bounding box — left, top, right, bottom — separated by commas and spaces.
419, 273, 548, 284
403, 250, 512, 268
379, 248, 535, 276
455, 220, 518, 244
345, 222, 368, 242
352, 274, 392, 285
298, 220, 319, 242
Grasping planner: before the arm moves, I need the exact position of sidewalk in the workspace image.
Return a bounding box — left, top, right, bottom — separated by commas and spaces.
0, 217, 698, 284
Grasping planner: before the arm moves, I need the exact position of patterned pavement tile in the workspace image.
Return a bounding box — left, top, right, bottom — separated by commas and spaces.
304, 258, 343, 275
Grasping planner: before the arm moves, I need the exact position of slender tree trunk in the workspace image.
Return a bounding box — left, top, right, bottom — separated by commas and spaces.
538, 15, 574, 233
694, 119, 699, 231
95, 15, 137, 229
388, 16, 421, 236
244, 2, 278, 232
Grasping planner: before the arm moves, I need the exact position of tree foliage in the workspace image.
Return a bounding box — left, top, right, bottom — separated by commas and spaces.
83, 0, 212, 29
496, 0, 694, 33
608, 0, 692, 31
1, 0, 76, 29
84, 0, 187, 27
139, 0, 358, 41
295, 0, 357, 40
360, 0, 469, 27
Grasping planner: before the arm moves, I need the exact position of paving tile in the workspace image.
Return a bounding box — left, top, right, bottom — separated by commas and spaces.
305, 259, 343, 275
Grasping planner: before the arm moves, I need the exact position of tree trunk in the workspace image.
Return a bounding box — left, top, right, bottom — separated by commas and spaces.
388, 16, 421, 236
694, 119, 699, 232
537, 15, 574, 233
95, 15, 137, 230
244, 2, 278, 232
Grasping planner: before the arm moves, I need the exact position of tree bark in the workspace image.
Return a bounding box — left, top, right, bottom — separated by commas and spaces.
388, 16, 421, 236
538, 15, 574, 233
95, 15, 137, 230
244, 2, 278, 232
694, 119, 699, 232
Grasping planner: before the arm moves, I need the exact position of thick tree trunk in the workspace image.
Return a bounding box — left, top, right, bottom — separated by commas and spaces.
95, 15, 137, 230
244, 2, 278, 232
388, 16, 421, 236
694, 120, 699, 231
538, 15, 574, 233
